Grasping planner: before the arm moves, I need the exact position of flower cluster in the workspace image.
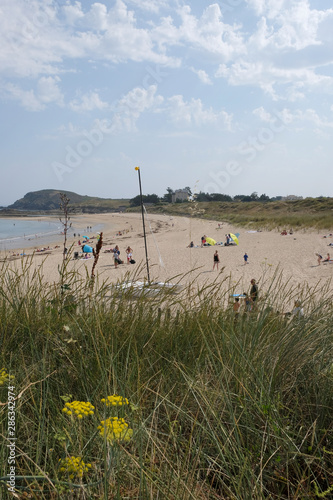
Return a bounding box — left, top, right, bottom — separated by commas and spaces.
0, 369, 14, 386
62, 401, 95, 419
58, 456, 91, 480
101, 395, 129, 407
98, 417, 133, 443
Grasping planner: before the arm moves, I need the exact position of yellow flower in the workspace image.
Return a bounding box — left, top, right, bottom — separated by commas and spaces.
0, 369, 14, 386
58, 456, 91, 480
101, 395, 129, 407
62, 401, 95, 419
98, 417, 133, 444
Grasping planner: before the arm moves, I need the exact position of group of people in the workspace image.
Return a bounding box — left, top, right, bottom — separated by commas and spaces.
111, 245, 134, 268
233, 279, 259, 315
317, 252, 331, 265
212, 251, 249, 271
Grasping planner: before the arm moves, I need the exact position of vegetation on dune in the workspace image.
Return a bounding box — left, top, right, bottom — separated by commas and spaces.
0, 256, 332, 499
130, 198, 333, 230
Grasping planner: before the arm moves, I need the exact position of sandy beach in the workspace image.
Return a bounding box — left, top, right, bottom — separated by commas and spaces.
1, 212, 332, 302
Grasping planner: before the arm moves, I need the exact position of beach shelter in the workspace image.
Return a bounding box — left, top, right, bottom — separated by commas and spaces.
205, 237, 216, 246
82, 244, 93, 253
230, 233, 239, 245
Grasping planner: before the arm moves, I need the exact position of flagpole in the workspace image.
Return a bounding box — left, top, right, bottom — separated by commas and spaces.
135, 167, 150, 283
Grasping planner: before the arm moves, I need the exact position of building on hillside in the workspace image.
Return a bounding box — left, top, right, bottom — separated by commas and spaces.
172, 189, 189, 203
282, 195, 303, 201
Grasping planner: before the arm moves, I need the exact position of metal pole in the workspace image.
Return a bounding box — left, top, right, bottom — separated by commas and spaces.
135, 167, 150, 283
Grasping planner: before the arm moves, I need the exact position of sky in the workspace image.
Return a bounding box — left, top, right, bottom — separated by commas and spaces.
1, 0, 333, 206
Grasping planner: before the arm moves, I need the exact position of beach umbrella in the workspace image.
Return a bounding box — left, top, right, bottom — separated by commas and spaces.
205, 237, 216, 246
82, 244, 93, 253
230, 233, 239, 245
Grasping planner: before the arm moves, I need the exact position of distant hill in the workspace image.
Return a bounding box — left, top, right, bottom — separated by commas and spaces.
7, 190, 130, 213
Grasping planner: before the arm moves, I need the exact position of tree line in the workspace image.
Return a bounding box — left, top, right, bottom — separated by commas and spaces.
130, 188, 282, 206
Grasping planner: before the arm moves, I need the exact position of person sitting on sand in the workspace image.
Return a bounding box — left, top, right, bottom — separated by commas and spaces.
213, 250, 220, 271
285, 300, 304, 318
323, 253, 330, 262
187, 241, 194, 248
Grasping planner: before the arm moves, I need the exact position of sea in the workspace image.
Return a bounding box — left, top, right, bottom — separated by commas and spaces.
0, 218, 103, 251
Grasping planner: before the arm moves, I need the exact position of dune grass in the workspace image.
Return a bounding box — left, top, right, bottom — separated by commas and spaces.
0, 257, 332, 499
136, 199, 333, 231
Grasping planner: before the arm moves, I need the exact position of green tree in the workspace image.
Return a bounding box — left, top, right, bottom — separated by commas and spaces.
163, 187, 174, 203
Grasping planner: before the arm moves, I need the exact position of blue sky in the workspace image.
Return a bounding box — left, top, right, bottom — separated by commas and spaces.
1, 0, 333, 206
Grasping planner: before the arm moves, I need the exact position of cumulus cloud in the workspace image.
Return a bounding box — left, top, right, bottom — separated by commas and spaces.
2, 76, 64, 111
164, 95, 233, 129
69, 91, 109, 112
190, 68, 213, 85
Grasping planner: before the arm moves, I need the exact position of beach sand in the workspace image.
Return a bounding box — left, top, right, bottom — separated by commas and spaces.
1, 212, 332, 304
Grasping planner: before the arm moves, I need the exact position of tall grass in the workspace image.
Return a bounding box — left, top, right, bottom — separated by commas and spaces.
0, 258, 332, 499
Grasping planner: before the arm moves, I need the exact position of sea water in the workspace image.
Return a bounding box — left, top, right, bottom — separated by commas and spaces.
0, 218, 104, 251
0, 218, 62, 250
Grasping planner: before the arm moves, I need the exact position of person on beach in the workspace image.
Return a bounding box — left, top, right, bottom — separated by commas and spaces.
187, 241, 194, 248
250, 279, 258, 305
233, 297, 240, 315
213, 250, 220, 271
126, 246, 133, 264
243, 292, 252, 312
243, 252, 249, 264
285, 300, 304, 318
323, 253, 330, 262
316, 253, 322, 265
113, 245, 120, 268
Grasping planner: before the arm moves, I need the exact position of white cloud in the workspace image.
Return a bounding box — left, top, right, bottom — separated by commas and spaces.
254, 106, 333, 129
175, 4, 246, 61
126, 0, 168, 14
2, 76, 64, 111
3, 83, 43, 111
69, 91, 109, 112
111, 84, 164, 132
216, 61, 333, 100
37, 76, 64, 106
253, 107, 273, 122
165, 95, 233, 129
190, 68, 213, 85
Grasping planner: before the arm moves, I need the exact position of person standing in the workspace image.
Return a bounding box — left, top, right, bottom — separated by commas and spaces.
213, 250, 220, 271
126, 246, 133, 264
113, 245, 120, 268
250, 279, 258, 305
243, 252, 249, 264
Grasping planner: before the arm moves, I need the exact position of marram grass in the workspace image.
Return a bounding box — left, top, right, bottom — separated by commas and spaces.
0, 258, 332, 499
